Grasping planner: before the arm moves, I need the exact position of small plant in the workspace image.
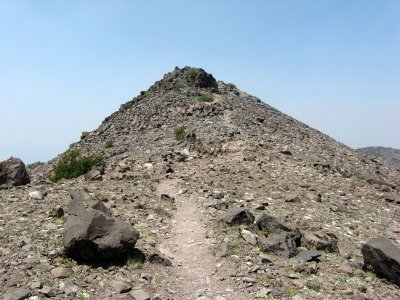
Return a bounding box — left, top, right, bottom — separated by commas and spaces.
308, 284, 321, 292
128, 256, 144, 269
198, 94, 214, 102
105, 140, 113, 148
50, 150, 105, 182
174, 125, 186, 141
227, 83, 237, 89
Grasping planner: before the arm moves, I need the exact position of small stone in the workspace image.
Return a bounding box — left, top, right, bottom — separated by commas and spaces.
241, 229, 257, 245
212, 190, 224, 199
3, 288, 31, 300
112, 280, 132, 293
28, 191, 44, 200
338, 262, 353, 274
30, 281, 42, 289
128, 289, 150, 300
242, 277, 257, 283
63, 283, 78, 296
295, 250, 321, 262
39, 287, 56, 297
50, 266, 71, 279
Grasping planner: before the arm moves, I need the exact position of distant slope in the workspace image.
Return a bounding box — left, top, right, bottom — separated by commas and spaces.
358, 146, 400, 168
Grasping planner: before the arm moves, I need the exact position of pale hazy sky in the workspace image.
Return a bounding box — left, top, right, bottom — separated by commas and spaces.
1, 0, 399, 163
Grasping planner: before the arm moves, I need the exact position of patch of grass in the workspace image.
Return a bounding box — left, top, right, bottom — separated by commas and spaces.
128, 256, 144, 269
308, 284, 321, 292
284, 288, 297, 297
227, 83, 237, 89
174, 125, 186, 141
198, 94, 214, 102
50, 150, 105, 182
105, 140, 113, 148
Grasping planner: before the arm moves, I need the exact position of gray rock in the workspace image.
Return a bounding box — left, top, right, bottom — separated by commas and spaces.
212, 190, 224, 199
221, 208, 254, 226
295, 250, 321, 262
112, 280, 132, 293
148, 251, 172, 266
63, 190, 139, 261
3, 288, 31, 300
258, 232, 299, 258
0, 157, 30, 187
361, 237, 400, 286
256, 213, 295, 235
28, 191, 44, 200
50, 266, 71, 278
128, 289, 150, 300
241, 229, 258, 245
303, 231, 339, 253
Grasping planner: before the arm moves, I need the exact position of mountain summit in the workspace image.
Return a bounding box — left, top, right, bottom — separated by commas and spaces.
2, 67, 400, 299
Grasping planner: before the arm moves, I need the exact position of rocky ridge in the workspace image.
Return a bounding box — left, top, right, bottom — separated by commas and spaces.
1, 66, 400, 299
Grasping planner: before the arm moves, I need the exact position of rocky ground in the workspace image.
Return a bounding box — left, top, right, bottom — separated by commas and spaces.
1, 67, 400, 299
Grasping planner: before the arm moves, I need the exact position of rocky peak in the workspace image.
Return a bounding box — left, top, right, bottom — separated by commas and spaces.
149, 66, 219, 93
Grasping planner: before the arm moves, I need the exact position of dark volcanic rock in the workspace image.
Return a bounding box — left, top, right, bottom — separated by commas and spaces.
63, 190, 139, 261
295, 250, 321, 262
221, 208, 255, 226
361, 237, 400, 286
256, 214, 296, 235
0, 157, 30, 187
258, 232, 299, 258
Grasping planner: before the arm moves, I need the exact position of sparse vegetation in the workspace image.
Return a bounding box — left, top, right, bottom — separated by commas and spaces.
184, 67, 202, 86
105, 140, 113, 148
308, 284, 321, 292
198, 94, 214, 102
50, 150, 105, 182
174, 125, 186, 141
227, 83, 236, 89
128, 256, 144, 269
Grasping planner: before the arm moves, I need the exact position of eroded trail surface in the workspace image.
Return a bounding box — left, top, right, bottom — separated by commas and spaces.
157, 180, 249, 300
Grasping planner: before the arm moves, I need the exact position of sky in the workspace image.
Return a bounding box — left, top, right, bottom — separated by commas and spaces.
1, 0, 399, 163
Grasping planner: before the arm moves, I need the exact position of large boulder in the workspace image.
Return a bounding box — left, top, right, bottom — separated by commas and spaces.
361, 237, 400, 286
0, 157, 30, 188
63, 190, 139, 261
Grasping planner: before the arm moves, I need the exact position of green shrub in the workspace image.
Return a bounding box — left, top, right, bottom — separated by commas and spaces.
105, 140, 113, 148
174, 126, 186, 141
227, 83, 237, 89
198, 94, 214, 102
50, 150, 105, 182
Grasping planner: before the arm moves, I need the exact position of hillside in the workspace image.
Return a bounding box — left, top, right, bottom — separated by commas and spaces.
358, 146, 400, 169
1, 67, 400, 300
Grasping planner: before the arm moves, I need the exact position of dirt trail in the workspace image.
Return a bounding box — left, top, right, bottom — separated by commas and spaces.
157, 179, 250, 300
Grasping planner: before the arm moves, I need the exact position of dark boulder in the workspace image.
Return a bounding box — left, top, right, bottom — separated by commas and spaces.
63, 190, 139, 262
256, 214, 299, 238
361, 237, 400, 286
255, 213, 302, 257
0, 157, 30, 187
221, 208, 255, 226
258, 232, 299, 258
